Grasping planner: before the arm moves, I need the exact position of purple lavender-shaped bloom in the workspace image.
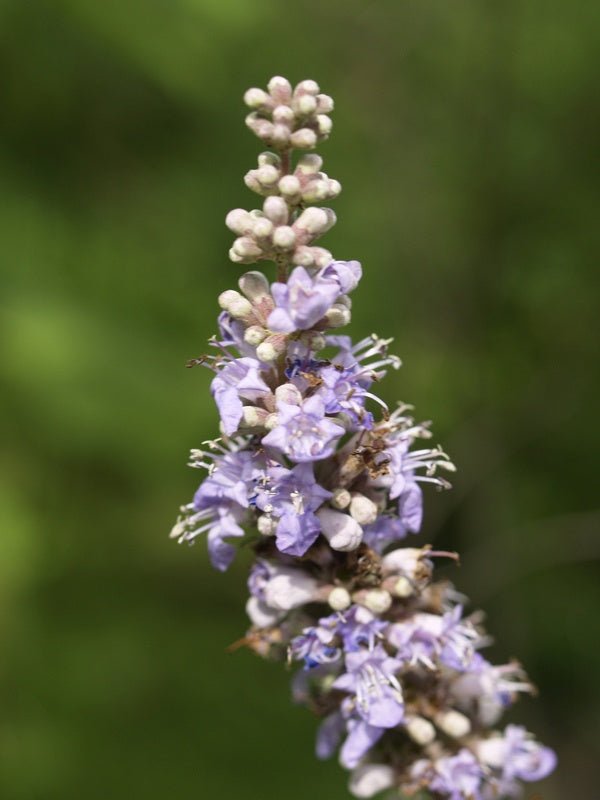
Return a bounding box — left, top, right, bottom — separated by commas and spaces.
332, 645, 404, 728
255, 462, 332, 555
318, 259, 362, 294
268, 266, 341, 333
478, 725, 557, 797
416, 750, 484, 800
262, 396, 345, 462
210, 356, 271, 435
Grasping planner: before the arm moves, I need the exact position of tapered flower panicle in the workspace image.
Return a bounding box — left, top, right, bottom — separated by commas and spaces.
171, 77, 556, 798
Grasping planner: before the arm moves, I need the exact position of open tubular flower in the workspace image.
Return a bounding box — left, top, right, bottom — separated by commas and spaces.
171, 76, 556, 798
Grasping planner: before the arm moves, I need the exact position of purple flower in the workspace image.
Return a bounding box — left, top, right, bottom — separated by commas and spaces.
362, 515, 409, 552
414, 750, 484, 800
268, 266, 341, 333
315, 365, 373, 428
254, 462, 331, 555
478, 726, 557, 795
339, 714, 385, 770
317, 259, 362, 294
262, 396, 345, 462
210, 356, 271, 435
333, 645, 404, 729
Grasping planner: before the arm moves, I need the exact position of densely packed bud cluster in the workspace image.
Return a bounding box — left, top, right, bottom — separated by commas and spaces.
172, 77, 556, 798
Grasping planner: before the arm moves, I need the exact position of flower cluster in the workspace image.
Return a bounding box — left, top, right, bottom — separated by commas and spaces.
172, 77, 556, 798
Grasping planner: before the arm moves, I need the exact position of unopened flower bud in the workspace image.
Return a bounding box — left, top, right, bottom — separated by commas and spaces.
257, 514, 277, 536
264, 412, 278, 430
225, 208, 252, 235
272, 225, 297, 250
218, 289, 242, 310
349, 493, 378, 525
246, 596, 281, 628
434, 709, 472, 739
328, 587, 351, 611
275, 383, 302, 406
348, 765, 394, 798
244, 325, 267, 345
278, 175, 301, 198
263, 196, 289, 225
256, 164, 279, 185
296, 154, 322, 174
295, 206, 333, 235
316, 94, 334, 113
241, 406, 269, 429
361, 588, 392, 614
290, 128, 317, 149
272, 104, 294, 124
244, 88, 270, 109
331, 487, 351, 509
268, 76, 292, 103
295, 79, 320, 96
316, 114, 333, 135
238, 270, 270, 300
296, 94, 318, 115
405, 716, 436, 746
317, 508, 363, 552
271, 123, 291, 147
392, 576, 413, 598
325, 304, 351, 328
232, 236, 262, 259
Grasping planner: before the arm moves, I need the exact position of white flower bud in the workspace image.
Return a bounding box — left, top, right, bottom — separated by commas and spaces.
256, 341, 278, 362
311, 247, 333, 268
475, 736, 507, 769
245, 113, 273, 139
434, 710, 472, 739
362, 588, 392, 614
244, 88, 270, 109
256, 164, 280, 186
381, 548, 427, 578
228, 297, 253, 319
316, 94, 334, 113
244, 325, 267, 346
290, 128, 317, 149
337, 294, 352, 309
257, 514, 277, 536
258, 151, 280, 167
218, 289, 242, 311
241, 406, 269, 428
296, 94, 318, 115
302, 179, 330, 203
225, 208, 252, 235
405, 716, 436, 746
272, 225, 296, 250
306, 332, 326, 351
325, 304, 351, 328
294, 206, 332, 235
278, 175, 301, 198
328, 178, 342, 197
328, 587, 351, 611
238, 270, 270, 300
263, 196, 289, 225
246, 596, 281, 628
291, 246, 315, 267
348, 764, 394, 798
331, 488, 351, 509
272, 104, 294, 124
264, 412, 278, 430
271, 123, 291, 147
296, 154, 322, 174
228, 248, 244, 263
268, 76, 292, 102
264, 568, 319, 611
349, 493, 378, 525
295, 79, 320, 96
392, 576, 413, 598
253, 218, 274, 239
275, 383, 302, 406
317, 508, 363, 552
232, 236, 262, 259
316, 114, 333, 135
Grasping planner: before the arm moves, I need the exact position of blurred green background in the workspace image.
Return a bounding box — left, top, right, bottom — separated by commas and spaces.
1, 0, 598, 797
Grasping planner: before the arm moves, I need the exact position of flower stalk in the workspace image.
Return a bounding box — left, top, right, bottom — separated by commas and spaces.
171, 76, 556, 799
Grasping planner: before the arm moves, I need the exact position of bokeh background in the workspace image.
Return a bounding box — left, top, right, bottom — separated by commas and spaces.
1, 0, 598, 797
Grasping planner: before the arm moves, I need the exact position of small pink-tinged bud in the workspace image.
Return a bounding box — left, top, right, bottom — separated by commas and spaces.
272, 104, 294, 124
225, 208, 252, 235
316, 94, 334, 113
275, 383, 303, 406
311, 247, 333, 268
244, 88, 270, 109
268, 76, 292, 103
263, 196, 289, 225
232, 236, 262, 259
290, 246, 315, 267
296, 154, 323, 174
290, 128, 317, 148
317, 508, 363, 552
256, 164, 279, 185
301, 179, 330, 202
258, 151, 280, 167
272, 226, 296, 250
245, 113, 274, 140
271, 123, 291, 147
238, 270, 270, 300
295, 79, 320, 96
294, 207, 332, 235
228, 248, 244, 263
349, 765, 395, 798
